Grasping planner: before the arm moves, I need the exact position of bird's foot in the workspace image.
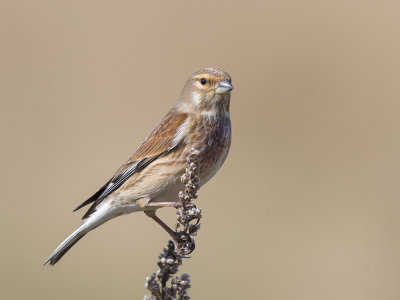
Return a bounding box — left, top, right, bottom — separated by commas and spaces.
171, 231, 195, 256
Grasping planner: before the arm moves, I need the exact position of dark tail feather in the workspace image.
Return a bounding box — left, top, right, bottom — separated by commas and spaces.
44, 226, 87, 266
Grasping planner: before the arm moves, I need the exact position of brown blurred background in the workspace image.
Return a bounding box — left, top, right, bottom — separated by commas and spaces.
1, 0, 400, 299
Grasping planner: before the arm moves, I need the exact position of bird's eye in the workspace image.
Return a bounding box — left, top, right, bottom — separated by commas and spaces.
200, 78, 207, 85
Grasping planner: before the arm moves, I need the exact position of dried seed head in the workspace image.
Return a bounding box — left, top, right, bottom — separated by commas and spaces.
145, 154, 201, 300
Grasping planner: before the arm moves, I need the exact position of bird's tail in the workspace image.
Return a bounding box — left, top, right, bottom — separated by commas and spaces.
44, 202, 118, 265
44, 224, 88, 266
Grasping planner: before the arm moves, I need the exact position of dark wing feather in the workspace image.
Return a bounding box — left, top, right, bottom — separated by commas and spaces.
72, 180, 111, 212
74, 110, 188, 219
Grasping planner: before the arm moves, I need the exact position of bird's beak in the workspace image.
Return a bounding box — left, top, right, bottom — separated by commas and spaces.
216, 80, 234, 94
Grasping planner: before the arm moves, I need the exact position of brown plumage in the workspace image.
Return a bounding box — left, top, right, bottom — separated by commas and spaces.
45, 68, 234, 265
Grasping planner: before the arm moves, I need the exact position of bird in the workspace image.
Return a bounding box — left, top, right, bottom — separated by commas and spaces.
45, 68, 234, 265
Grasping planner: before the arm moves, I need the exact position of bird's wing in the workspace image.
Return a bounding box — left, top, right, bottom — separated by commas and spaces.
74, 110, 189, 219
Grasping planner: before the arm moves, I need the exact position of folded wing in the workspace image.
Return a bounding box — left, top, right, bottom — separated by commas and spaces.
74, 110, 189, 219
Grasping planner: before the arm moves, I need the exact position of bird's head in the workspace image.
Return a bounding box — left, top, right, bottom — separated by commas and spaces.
178, 68, 233, 116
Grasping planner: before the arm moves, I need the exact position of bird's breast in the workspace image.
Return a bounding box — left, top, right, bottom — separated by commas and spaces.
190, 117, 231, 185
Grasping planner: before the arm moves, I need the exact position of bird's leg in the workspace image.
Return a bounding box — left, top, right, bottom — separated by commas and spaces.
145, 211, 176, 237
147, 201, 181, 208
144, 211, 182, 252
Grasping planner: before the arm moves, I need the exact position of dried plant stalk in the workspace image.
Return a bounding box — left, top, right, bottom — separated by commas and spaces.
144, 152, 201, 300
